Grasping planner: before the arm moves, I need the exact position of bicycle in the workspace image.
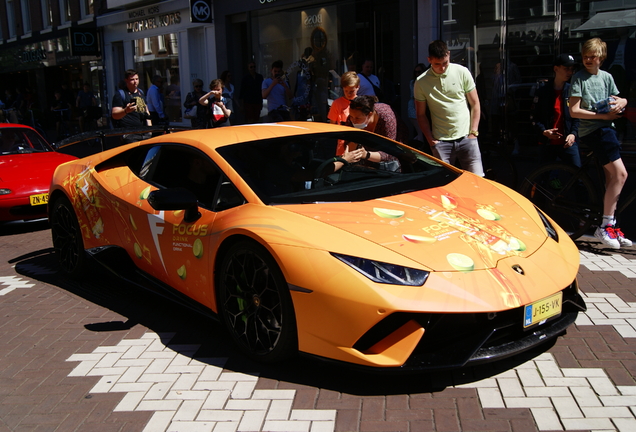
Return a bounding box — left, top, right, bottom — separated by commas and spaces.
1, 107, 20, 124
52, 108, 72, 139
452, 140, 518, 189
24, 108, 49, 141
519, 149, 636, 240
480, 141, 518, 189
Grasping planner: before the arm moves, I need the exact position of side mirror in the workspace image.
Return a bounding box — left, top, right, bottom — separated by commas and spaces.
148, 187, 201, 223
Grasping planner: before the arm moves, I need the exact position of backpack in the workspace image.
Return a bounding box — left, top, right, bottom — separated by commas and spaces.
118, 88, 145, 104
113, 88, 146, 128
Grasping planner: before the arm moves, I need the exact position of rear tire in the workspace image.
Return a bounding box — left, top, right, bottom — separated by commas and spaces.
519, 163, 599, 240
50, 196, 88, 278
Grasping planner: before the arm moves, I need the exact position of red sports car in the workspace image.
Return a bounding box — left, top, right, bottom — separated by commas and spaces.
0, 123, 77, 222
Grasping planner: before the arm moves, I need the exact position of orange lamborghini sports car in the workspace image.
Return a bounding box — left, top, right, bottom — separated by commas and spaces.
49, 122, 585, 370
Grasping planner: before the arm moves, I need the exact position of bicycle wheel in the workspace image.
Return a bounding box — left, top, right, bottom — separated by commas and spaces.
519, 163, 600, 240
480, 144, 518, 189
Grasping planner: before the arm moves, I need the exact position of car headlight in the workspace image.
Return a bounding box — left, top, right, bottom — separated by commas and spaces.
0, 188, 12, 195
536, 207, 559, 242
332, 253, 429, 286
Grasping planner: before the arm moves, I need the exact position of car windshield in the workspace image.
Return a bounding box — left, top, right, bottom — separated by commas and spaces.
0, 128, 52, 155
217, 131, 459, 204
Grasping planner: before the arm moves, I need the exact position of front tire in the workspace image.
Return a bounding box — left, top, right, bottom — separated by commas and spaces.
216, 240, 297, 363
50, 196, 88, 278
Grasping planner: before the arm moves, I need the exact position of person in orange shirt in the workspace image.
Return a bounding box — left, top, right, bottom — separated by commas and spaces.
329, 72, 361, 155
328, 71, 360, 126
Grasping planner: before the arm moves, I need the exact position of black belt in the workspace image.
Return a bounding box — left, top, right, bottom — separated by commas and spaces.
438, 136, 466, 143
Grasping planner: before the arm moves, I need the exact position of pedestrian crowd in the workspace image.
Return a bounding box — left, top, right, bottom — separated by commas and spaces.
0, 82, 101, 140
1, 36, 630, 249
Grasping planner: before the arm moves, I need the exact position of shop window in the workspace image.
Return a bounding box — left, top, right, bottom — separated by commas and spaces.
60, 0, 71, 24
562, 1, 636, 146
509, 0, 555, 17
6, 0, 16, 38
444, 0, 636, 152
243, 1, 402, 123
21, 0, 31, 33
444, 0, 553, 147
133, 34, 181, 124
142, 38, 152, 55
41, 0, 52, 29
81, 0, 94, 18
169, 34, 178, 55
542, 0, 555, 15
158, 35, 167, 54
443, 0, 457, 25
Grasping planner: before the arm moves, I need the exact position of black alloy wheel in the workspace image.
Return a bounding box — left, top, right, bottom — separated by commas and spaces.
217, 240, 297, 363
50, 196, 88, 278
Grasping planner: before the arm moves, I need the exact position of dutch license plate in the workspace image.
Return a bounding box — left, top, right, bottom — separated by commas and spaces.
29, 193, 49, 206
523, 291, 562, 328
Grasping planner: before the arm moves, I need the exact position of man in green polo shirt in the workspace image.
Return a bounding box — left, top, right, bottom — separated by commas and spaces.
415, 40, 484, 176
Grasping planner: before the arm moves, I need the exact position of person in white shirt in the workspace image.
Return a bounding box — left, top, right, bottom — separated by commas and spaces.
357, 58, 381, 97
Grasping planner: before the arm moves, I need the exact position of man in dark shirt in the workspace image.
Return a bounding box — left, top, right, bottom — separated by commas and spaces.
239, 62, 264, 124
530, 54, 581, 167
111, 69, 152, 143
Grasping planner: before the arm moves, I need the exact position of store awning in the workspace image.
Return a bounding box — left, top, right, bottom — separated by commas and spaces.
574, 9, 636, 31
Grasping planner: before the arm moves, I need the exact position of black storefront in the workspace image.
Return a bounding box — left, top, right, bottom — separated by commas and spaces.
213, 0, 418, 123
0, 27, 103, 135
437, 0, 636, 163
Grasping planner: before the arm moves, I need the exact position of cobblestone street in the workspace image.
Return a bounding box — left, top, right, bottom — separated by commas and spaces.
1, 221, 635, 432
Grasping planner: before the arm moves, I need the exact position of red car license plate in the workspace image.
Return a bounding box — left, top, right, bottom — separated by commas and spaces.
29, 193, 49, 206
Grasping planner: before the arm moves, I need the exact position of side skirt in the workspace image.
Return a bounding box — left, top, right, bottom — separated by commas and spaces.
86, 245, 218, 320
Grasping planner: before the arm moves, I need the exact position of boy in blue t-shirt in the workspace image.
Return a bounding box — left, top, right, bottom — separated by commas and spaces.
569, 38, 632, 249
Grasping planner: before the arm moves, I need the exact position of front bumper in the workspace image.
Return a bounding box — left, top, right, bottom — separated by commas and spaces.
351, 280, 585, 371
0, 197, 48, 222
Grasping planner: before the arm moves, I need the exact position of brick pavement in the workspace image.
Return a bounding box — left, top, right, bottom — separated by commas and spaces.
0, 223, 635, 432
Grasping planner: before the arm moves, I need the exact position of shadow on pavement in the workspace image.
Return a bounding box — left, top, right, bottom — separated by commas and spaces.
12, 248, 559, 397
0, 219, 50, 236
575, 236, 636, 257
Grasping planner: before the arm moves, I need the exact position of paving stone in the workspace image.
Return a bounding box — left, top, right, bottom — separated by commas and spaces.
3, 227, 636, 432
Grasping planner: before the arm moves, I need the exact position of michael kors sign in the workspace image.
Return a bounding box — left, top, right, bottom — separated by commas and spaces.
190, 0, 213, 23
127, 11, 182, 33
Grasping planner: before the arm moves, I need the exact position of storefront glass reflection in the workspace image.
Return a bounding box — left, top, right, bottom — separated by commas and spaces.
249, 1, 401, 123
442, 0, 636, 152
133, 33, 181, 123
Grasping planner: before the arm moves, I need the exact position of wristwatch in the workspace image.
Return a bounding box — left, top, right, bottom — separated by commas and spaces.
469, 130, 479, 137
